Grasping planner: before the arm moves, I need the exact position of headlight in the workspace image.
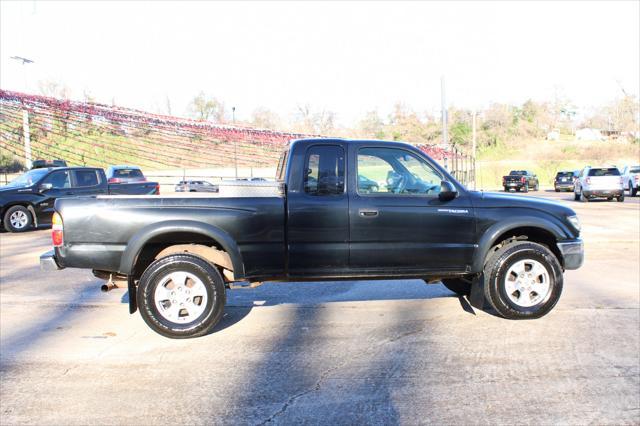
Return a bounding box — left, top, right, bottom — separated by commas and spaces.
568, 215, 581, 231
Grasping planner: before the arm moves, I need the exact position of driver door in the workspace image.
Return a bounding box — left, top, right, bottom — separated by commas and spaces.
34, 169, 73, 225
348, 146, 475, 274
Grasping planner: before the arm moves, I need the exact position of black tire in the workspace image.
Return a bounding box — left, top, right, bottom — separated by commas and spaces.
580, 189, 589, 202
617, 193, 625, 202
137, 254, 226, 339
607, 197, 613, 201
504, 187, 509, 192
630, 183, 637, 197
534, 182, 539, 191
483, 241, 563, 320
441, 278, 471, 296
574, 190, 580, 201
555, 188, 560, 192
3, 205, 33, 233
522, 185, 528, 193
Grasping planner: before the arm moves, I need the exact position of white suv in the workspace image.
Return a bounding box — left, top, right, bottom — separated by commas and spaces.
621, 165, 640, 197
574, 166, 624, 202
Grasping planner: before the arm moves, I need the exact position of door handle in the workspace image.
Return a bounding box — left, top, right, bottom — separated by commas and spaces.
359, 209, 378, 217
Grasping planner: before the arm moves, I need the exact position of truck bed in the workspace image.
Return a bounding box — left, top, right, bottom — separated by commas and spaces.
55, 195, 285, 278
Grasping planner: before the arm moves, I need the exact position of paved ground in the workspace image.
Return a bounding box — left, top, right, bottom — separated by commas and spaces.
1, 190, 638, 425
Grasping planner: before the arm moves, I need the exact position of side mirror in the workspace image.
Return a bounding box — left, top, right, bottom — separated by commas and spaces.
438, 181, 458, 202
39, 183, 53, 192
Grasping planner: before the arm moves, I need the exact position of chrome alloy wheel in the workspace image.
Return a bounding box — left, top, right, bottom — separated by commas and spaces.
154, 271, 208, 323
9, 210, 29, 229
504, 259, 551, 308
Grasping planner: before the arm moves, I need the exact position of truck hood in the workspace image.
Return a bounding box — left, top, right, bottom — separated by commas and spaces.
470, 190, 576, 217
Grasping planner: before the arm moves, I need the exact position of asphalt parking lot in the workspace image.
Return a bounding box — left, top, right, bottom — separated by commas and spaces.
1, 190, 638, 425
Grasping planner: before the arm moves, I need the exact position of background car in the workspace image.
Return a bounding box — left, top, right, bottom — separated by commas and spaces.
31, 159, 67, 169
503, 170, 539, 192
574, 166, 624, 202
554, 170, 578, 192
175, 180, 220, 193
621, 165, 639, 197
106, 165, 147, 184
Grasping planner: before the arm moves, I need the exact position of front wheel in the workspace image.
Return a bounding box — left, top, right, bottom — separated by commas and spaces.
137, 254, 226, 338
483, 241, 563, 319
441, 278, 471, 296
3, 205, 33, 232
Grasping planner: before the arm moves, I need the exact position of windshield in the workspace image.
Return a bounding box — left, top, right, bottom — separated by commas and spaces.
4, 168, 50, 188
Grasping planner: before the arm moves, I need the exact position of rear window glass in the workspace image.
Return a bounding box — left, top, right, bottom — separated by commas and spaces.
114, 168, 144, 178
510, 170, 526, 175
276, 149, 289, 181
630, 167, 640, 174
588, 168, 620, 177
556, 172, 574, 178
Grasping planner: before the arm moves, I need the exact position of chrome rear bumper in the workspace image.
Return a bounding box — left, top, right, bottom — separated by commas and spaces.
40, 250, 63, 271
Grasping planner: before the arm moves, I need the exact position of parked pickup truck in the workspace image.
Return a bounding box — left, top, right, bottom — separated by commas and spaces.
503, 170, 539, 192
41, 139, 584, 338
621, 165, 640, 197
1, 167, 159, 232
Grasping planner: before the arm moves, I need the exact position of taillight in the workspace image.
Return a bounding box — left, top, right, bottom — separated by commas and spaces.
108, 177, 121, 183
521, 177, 526, 183
586, 177, 591, 185
52, 212, 63, 247
155, 184, 160, 195
635, 175, 639, 183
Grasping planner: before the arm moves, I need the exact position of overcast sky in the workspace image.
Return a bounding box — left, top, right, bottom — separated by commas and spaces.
1, 1, 638, 124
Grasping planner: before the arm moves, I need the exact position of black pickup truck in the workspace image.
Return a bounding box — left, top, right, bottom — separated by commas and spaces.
1, 167, 159, 232
41, 139, 584, 338
503, 170, 539, 192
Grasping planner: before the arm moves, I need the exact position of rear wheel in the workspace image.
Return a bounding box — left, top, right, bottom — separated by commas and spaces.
534, 182, 539, 191
3, 205, 33, 233
137, 254, 226, 339
630, 182, 637, 197
483, 241, 563, 319
522, 185, 528, 193
617, 193, 625, 202
441, 278, 471, 296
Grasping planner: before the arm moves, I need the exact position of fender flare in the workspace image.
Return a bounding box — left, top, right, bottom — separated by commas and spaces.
471, 216, 571, 273
118, 220, 245, 278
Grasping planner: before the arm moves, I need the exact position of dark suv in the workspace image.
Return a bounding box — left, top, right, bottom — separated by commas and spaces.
554, 171, 578, 192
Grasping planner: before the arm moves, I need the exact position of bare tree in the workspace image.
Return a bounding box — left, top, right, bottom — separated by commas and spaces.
187, 92, 225, 122
250, 107, 281, 130
38, 80, 70, 99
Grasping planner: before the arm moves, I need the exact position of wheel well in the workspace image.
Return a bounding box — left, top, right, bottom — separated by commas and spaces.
490, 226, 562, 265
132, 232, 230, 278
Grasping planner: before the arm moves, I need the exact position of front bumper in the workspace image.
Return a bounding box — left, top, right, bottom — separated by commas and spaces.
557, 239, 584, 270
40, 250, 63, 271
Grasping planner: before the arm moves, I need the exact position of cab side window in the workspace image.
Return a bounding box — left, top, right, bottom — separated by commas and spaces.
304, 145, 345, 196
74, 170, 100, 187
357, 148, 442, 195
41, 170, 71, 189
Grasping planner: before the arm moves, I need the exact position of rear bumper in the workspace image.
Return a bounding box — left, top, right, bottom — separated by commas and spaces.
582, 189, 623, 197
557, 239, 584, 270
555, 183, 574, 190
40, 250, 63, 271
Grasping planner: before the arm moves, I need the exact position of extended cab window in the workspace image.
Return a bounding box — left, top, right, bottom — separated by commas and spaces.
304, 145, 345, 195
357, 147, 441, 195
41, 170, 71, 189
74, 170, 100, 187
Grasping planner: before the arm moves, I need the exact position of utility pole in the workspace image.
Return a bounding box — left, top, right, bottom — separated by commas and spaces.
232, 106, 238, 179
22, 109, 32, 169
472, 110, 477, 189
441, 76, 448, 147
10, 57, 35, 169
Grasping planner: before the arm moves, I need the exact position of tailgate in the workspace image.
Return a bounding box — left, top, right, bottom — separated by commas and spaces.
587, 176, 622, 190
